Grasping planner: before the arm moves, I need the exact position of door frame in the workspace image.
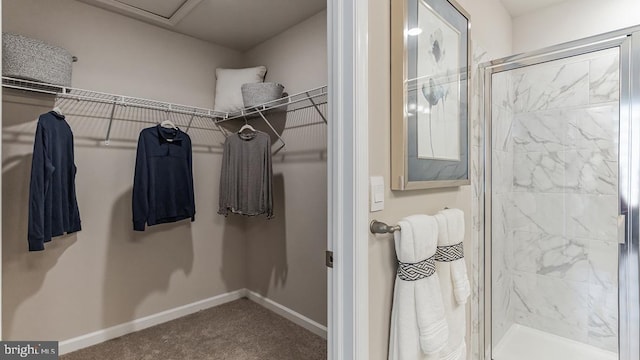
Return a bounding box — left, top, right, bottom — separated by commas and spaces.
327, 0, 370, 359
480, 26, 640, 360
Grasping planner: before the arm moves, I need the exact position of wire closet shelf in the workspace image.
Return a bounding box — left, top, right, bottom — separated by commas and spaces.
2, 76, 328, 152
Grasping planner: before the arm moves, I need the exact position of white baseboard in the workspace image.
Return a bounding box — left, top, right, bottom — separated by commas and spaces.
245, 290, 327, 340
59, 288, 327, 355
59, 289, 246, 355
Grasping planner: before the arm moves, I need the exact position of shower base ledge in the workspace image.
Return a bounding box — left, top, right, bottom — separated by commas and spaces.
493, 324, 616, 360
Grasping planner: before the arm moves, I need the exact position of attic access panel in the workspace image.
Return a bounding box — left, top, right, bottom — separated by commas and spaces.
114, 0, 188, 18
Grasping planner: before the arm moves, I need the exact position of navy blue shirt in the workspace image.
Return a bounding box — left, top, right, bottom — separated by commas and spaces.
133, 125, 195, 231
28, 111, 81, 251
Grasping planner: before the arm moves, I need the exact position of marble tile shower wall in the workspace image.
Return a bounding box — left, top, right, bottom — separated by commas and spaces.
493, 50, 620, 352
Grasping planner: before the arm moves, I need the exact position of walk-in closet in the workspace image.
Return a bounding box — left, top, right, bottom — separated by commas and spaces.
1, 0, 328, 358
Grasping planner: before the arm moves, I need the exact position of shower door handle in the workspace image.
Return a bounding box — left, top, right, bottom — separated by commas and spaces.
618, 214, 626, 245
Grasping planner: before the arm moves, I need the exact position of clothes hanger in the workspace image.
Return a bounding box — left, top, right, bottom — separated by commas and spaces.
160, 119, 178, 130
160, 111, 178, 130
238, 117, 255, 133
52, 106, 64, 116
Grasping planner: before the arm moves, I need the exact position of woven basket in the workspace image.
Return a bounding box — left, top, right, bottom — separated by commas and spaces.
2, 33, 73, 87
241, 82, 285, 108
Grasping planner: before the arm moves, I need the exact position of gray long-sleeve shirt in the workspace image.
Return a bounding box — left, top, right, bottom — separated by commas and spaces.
218, 130, 273, 218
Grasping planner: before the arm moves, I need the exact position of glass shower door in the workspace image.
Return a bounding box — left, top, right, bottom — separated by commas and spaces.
489, 47, 621, 360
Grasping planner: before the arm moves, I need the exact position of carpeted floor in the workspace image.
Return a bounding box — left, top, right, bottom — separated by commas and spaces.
61, 298, 327, 360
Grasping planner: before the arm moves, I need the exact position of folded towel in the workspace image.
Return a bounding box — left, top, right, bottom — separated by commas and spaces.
434, 209, 470, 360
436, 209, 470, 305
389, 215, 448, 360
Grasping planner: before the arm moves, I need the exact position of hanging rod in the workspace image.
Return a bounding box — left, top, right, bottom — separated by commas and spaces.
214, 85, 327, 156
2, 77, 327, 122
2, 76, 225, 119
216, 85, 328, 123
2, 77, 328, 148
370, 220, 401, 234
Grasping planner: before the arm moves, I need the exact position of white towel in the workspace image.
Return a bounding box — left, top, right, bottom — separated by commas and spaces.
437, 209, 470, 304
389, 215, 448, 360
434, 209, 470, 360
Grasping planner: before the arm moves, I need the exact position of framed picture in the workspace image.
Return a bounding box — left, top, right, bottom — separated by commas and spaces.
391, 0, 470, 190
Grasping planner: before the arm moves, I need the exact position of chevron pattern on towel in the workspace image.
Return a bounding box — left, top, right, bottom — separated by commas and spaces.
397, 256, 436, 281
434, 242, 464, 262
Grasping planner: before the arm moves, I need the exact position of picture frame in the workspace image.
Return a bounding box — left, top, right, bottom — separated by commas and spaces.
391, 0, 471, 190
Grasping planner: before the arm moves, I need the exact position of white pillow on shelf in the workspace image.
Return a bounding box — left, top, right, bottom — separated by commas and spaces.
214, 66, 267, 112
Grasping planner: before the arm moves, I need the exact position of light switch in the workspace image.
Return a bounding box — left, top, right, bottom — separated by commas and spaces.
370, 176, 384, 212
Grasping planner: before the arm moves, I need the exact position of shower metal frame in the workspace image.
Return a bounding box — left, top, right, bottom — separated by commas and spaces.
480, 26, 640, 360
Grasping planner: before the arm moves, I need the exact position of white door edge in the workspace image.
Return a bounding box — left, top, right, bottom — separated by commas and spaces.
327, 0, 369, 359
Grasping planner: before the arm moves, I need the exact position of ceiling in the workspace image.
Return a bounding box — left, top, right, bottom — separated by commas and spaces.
78, 0, 576, 50
77, 0, 327, 51
500, 0, 577, 17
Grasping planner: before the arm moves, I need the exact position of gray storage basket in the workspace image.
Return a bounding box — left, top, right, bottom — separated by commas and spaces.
241, 82, 285, 108
2, 33, 73, 87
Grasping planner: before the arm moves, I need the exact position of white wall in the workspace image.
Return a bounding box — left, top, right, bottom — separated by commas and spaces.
3, 0, 242, 108
244, 10, 327, 95
367, 0, 512, 358
458, 0, 513, 59
243, 11, 328, 327
513, 0, 640, 53
2, 0, 246, 342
